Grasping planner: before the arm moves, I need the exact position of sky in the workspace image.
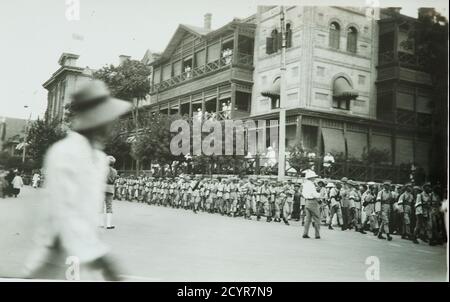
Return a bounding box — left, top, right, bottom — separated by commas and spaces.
0, 0, 447, 120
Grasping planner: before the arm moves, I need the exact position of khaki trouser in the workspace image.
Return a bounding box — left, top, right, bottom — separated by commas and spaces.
303, 199, 320, 237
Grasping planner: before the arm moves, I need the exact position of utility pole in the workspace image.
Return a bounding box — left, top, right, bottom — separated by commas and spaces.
277, 6, 287, 181
22, 106, 31, 164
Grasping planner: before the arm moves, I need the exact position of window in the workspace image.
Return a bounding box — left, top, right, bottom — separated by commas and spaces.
329, 22, 340, 49
332, 98, 350, 110
358, 75, 366, 85
316, 66, 325, 76
347, 27, 358, 53
286, 23, 292, 48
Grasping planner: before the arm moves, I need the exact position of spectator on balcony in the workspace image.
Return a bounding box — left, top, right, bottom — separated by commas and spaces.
195, 108, 203, 122
184, 66, 192, 78
222, 102, 231, 119
307, 151, 316, 171
222, 48, 233, 65
323, 152, 335, 178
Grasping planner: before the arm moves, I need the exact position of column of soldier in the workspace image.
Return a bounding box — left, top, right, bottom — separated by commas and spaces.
113, 174, 446, 246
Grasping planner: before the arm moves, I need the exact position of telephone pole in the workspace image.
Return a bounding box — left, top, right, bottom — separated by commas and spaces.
277, 6, 287, 181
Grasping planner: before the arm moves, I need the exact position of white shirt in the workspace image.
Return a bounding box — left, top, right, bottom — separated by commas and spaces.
301, 179, 320, 200
27, 131, 109, 270
12, 176, 24, 188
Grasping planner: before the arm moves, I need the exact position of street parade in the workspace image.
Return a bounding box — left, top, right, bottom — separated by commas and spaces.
0, 1, 448, 284
107, 171, 446, 245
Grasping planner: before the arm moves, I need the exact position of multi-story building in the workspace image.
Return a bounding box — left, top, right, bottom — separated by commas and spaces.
249, 6, 432, 181
144, 13, 256, 121
42, 53, 93, 121
0, 117, 28, 156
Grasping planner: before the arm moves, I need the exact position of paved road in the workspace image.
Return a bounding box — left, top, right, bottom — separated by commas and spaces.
0, 187, 447, 281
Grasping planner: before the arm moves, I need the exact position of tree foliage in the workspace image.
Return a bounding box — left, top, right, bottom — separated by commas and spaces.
26, 119, 67, 167
287, 143, 310, 174
132, 112, 185, 168
93, 60, 151, 101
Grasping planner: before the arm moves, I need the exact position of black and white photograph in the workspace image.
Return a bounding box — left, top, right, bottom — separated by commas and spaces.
0, 0, 448, 286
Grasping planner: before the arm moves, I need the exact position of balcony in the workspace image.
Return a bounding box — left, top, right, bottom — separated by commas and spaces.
378, 51, 424, 69
151, 52, 253, 94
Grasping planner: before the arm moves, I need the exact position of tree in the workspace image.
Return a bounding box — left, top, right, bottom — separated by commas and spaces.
26, 119, 67, 168
402, 8, 448, 184
94, 59, 152, 173
132, 112, 185, 175
104, 125, 132, 171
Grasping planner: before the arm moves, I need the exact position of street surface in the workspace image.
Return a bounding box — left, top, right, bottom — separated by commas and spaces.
0, 187, 447, 281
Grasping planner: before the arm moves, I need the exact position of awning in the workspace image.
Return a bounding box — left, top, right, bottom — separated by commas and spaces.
261, 77, 280, 98
322, 128, 346, 155
333, 77, 358, 100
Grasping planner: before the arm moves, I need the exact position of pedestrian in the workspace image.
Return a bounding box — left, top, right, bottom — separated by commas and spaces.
32, 171, 41, 189
25, 80, 130, 280
412, 183, 432, 244
326, 182, 340, 230
12, 171, 24, 197
5, 169, 15, 197
104, 155, 117, 229
0, 171, 8, 198
302, 170, 321, 239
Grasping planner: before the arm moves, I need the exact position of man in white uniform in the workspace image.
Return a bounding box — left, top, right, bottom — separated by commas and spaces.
302, 170, 321, 239
24, 80, 131, 280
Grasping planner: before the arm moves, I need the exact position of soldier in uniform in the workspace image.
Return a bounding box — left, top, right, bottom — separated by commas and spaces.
429, 185, 444, 245
340, 177, 351, 231
397, 184, 414, 239
349, 180, 365, 234
362, 182, 377, 234
283, 182, 296, 225
272, 181, 283, 222
261, 180, 271, 222
216, 179, 225, 215
376, 181, 394, 241
412, 183, 431, 244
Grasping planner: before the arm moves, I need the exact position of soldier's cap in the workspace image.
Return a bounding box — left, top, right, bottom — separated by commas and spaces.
294, 183, 301, 187
413, 186, 422, 191
422, 182, 432, 188
325, 182, 335, 188
383, 180, 392, 185
367, 181, 376, 186
340, 177, 348, 183
317, 180, 326, 186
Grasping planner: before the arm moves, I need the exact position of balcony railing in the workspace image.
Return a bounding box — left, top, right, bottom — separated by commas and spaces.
151, 52, 253, 93
378, 51, 423, 68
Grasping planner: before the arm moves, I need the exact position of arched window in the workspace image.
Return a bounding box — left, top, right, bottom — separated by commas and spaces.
329, 22, 340, 49
271, 29, 279, 52
347, 27, 358, 53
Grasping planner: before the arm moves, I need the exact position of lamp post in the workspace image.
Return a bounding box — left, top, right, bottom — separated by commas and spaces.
277, 6, 287, 181
22, 105, 31, 164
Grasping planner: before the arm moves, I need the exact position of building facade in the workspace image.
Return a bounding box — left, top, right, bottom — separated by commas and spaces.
142, 14, 256, 121
249, 6, 432, 181
42, 53, 93, 122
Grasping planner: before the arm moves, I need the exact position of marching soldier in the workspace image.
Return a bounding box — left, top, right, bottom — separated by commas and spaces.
283, 182, 296, 225
362, 182, 377, 234
376, 181, 394, 241
349, 180, 365, 234
412, 183, 431, 244
340, 178, 351, 231
397, 184, 414, 240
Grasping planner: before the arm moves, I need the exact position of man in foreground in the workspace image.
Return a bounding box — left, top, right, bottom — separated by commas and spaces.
24, 80, 131, 281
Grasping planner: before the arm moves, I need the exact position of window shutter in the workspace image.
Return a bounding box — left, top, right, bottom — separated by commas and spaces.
277, 32, 283, 50
266, 37, 274, 54
286, 29, 292, 48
